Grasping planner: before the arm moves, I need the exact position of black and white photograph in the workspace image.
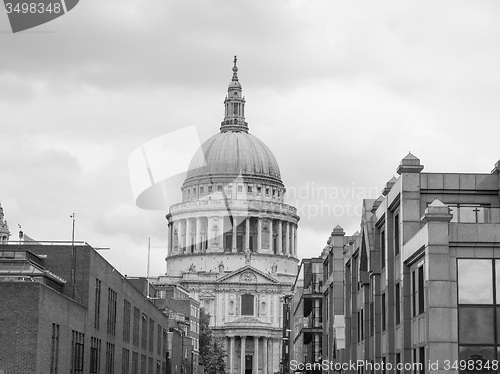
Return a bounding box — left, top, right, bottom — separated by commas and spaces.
1, 1, 500, 373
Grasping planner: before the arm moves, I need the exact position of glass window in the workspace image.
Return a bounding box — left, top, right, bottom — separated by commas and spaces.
238, 185, 242, 193
200, 186, 204, 194
459, 346, 495, 373
217, 185, 222, 192
459, 307, 494, 344
496, 260, 500, 303
247, 186, 253, 193
208, 186, 213, 193
459, 207, 477, 223
458, 259, 493, 304
257, 186, 262, 194
241, 294, 254, 316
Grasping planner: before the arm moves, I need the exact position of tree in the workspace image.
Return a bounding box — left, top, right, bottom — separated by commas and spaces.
199, 307, 227, 374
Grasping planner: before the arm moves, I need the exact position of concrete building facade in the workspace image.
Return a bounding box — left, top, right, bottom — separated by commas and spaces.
322, 155, 500, 374
291, 258, 323, 374
158, 58, 299, 374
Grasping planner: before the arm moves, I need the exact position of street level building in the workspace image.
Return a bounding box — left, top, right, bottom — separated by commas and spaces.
157, 58, 299, 374
291, 258, 323, 374
322, 155, 500, 374
0, 241, 174, 374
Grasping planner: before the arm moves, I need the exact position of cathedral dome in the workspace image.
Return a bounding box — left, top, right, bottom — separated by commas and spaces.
183, 56, 283, 187
184, 131, 282, 184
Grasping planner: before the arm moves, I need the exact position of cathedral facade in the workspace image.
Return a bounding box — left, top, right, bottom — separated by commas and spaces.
158, 58, 299, 374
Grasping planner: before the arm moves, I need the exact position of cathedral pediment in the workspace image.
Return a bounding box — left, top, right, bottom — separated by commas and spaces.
216, 265, 279, 284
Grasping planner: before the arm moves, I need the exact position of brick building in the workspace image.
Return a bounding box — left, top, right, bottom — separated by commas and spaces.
0, 242, 173, 374
321, 155, 500, 373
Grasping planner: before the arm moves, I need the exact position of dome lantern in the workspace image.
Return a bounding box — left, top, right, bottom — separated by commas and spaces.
221, 56, 248, 133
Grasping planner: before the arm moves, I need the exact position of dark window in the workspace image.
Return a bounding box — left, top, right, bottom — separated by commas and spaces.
412, 270, 417, 317
241, 294, 254, 316
122, 348, 130, 374
257, 186, 262, 194
94, 279, 101, 329
418, 266, 424, 314
142, 314, 148, 349
395, 283, 401, 325
133, 307, 140, 346
394, 214, 400, 256
141, 354, 147, 374
419, 347, 425, 374
459, 307, 494, 344
357, 309, 364, 342
148, 357, 153, 374
90, 338, 101, 374
247, 185, 253, 193
71, 330, 84, 374
107, 288, 117, 335
217, 185, 222, 192
132, 352, 139, 374
105, 342, 115, 374
199, 186, 204, 194
50, 323, 60, 374
157, 325, 162, 355
265, 187, 270, 196
381, 293, 386, 331
369, 302, 374, 336
380, 231, 385, 269
208, 186, 213, 193
123, 300, 131, 342
149, 318, 154, 352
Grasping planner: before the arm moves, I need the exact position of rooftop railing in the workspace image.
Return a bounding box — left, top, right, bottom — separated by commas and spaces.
448, 205, 500, 224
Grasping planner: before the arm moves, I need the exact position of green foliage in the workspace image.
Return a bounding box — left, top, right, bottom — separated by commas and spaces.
199, 308, 227, 374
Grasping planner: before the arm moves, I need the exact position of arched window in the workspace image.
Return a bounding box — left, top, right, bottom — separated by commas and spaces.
241, 294, 254, 316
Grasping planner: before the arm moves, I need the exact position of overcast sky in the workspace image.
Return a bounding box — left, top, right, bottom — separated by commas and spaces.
1, 0, 500, 277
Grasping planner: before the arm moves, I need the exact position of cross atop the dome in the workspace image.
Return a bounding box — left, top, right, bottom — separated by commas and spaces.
233, 55, 237, 67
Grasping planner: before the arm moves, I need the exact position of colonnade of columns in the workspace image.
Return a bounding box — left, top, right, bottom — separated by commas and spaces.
226, 336, 279, 374
168, 216, 298, 257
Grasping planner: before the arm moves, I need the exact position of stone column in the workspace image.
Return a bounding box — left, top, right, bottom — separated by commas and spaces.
185, 218, 191, 253
277, 220, 283, 254
269, 220, 273, 253
285, 221, 290, 256
257, 218, 262, 252
195, 217, 202, 252
253, 337, 259, 374
241, 336, 246, 374
232, 217, 237, 253
230, 336, 235, 374
263, 338, 268, 374
245, 217, 250, 251
291, 224, 296, 256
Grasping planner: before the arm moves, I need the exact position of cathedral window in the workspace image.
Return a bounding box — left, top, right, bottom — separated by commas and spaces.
217, 185, 222, 192
208, 186, 213, 193
238, 185, 242, 193
200, 186, 204, 194
241, 294, 254, 316
257, 186, 262, 194
265, 188, 270, 196
263, 227, 269, 247
247, 186, 253, 193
